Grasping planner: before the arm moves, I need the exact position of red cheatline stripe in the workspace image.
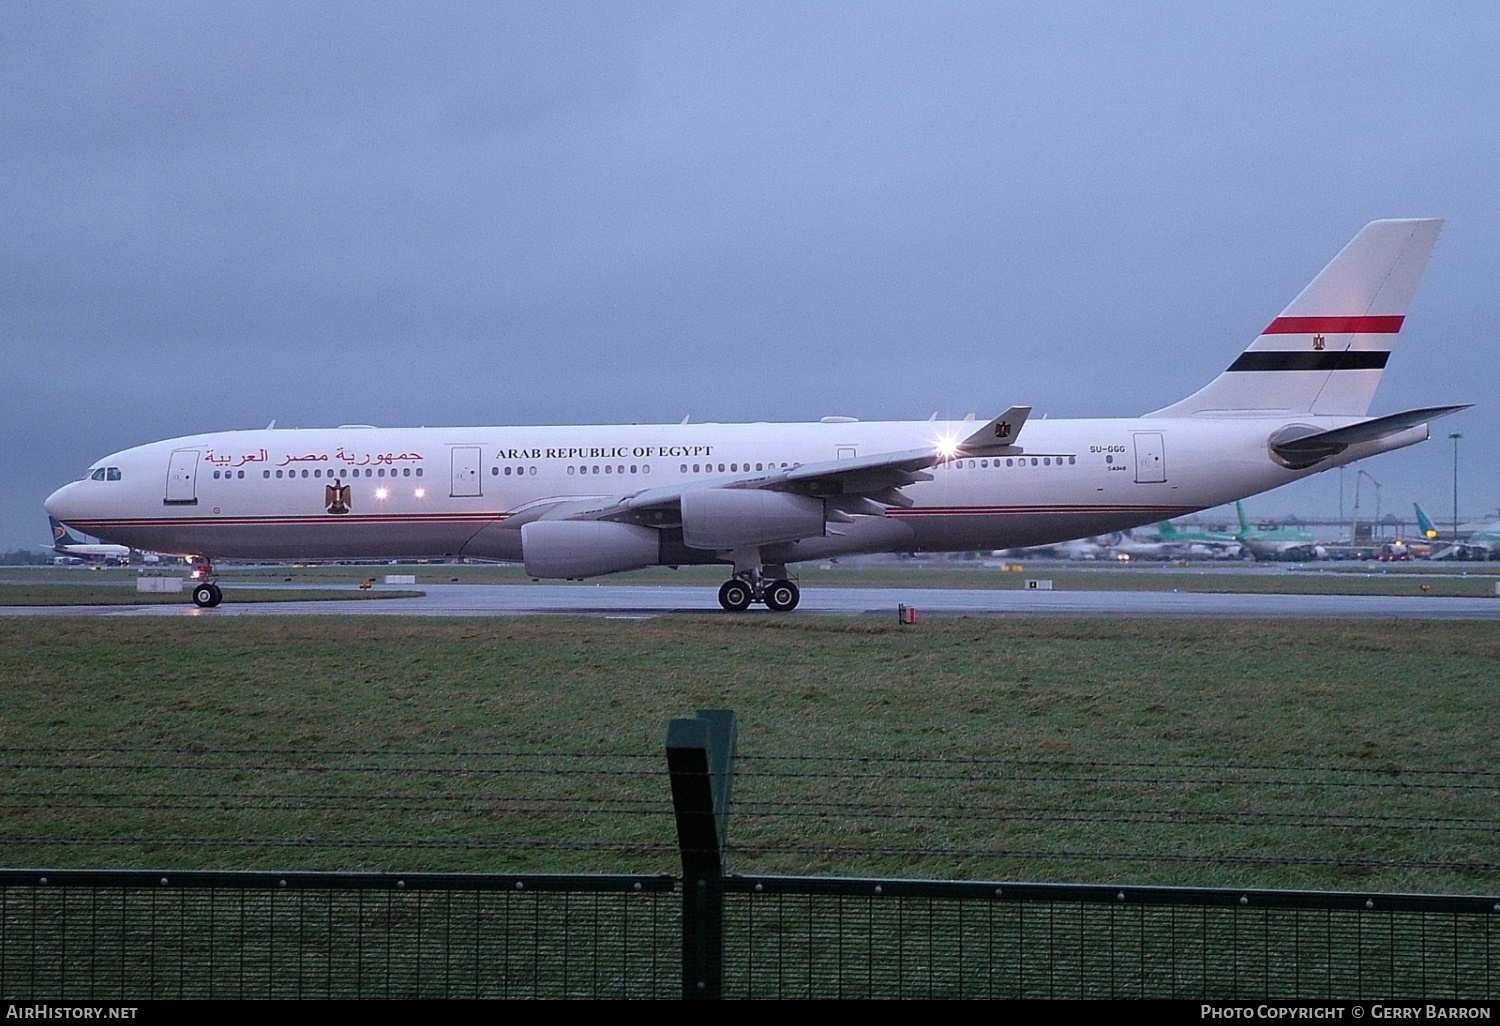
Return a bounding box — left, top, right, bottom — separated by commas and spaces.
71, 514, 511, 529
75, 507, 1197, 530
1262, 315, 1404, 335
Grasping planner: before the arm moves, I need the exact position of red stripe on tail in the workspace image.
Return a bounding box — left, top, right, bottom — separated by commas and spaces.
1262, 315, 1404, 334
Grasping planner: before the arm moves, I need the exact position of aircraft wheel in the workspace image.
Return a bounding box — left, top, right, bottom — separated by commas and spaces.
718, 580, 753, 612
192, 583, 222, 608
763, 579, 800, 612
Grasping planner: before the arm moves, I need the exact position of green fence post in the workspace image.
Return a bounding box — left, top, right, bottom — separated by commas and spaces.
666, 709, 736, 1000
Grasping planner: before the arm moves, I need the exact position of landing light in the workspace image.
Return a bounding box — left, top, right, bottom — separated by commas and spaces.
414, 488, 425, 498
375, 487, 389, 500
934, 434, 960, 460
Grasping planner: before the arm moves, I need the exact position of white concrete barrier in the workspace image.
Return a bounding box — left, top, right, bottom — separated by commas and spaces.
136, 577, 184, 593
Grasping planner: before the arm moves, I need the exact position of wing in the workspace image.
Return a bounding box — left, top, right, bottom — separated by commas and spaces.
506, 409, 1031, 551
637, 447, 937, 521
497, 446, 936, 551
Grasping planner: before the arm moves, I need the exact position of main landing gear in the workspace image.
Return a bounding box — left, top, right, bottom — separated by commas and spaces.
190, 562, 222, 608
717, 570, 800, 612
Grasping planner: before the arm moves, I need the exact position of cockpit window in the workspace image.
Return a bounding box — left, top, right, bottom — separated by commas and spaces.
89, 468, 106, 481
87, 467, 122, 481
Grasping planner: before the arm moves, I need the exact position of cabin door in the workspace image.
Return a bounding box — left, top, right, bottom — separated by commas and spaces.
450, 446, 483, 497
1133, 432, 1166, 484
164, 449, 200, 506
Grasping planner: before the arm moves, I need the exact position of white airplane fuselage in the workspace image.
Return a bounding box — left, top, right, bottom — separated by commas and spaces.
43, 414, 1421, 565
42, 219, 1463, 608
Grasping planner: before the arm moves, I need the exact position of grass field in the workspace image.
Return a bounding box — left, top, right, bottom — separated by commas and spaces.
0, 615, 1495, 895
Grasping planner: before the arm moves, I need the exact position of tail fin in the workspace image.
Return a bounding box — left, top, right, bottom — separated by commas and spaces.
1414, 503, 1439, 540
1157, 520, 1181, 539
1235, 502, 1251, 534
49, 516, 81, 551
1148, 219, 1443, 418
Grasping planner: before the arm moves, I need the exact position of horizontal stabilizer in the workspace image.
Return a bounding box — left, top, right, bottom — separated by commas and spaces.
1270, 405, 1468, 469
1275, 405, 1469, 454
960, 406, 1031, 453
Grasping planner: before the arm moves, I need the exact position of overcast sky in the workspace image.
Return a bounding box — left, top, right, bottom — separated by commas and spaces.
4, 1, 1496, 550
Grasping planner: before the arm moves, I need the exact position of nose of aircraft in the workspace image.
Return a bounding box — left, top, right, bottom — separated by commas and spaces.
44, 481, 85, 524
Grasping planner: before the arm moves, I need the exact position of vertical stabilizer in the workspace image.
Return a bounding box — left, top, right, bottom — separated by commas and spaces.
1414, 503, 1439, 540
49, 516, 79, 550
1148, 219, 1443, 418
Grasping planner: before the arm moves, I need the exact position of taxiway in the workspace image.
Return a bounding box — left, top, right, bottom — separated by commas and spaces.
3, 583, 1498, 620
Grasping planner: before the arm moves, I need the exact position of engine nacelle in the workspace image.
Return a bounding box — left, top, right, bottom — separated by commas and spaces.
681, 489, 826, 550
521, 520, 661, 579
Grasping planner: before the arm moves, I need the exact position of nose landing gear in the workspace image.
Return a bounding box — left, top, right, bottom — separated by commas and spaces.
716, 568, 800, 612
190, 562, 222, 608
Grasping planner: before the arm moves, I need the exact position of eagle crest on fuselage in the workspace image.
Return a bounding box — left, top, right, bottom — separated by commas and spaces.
325, 481, 351, 515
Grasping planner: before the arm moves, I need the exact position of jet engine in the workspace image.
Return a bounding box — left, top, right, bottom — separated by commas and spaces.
521, 520, 661, 579
680, 489, 826, 550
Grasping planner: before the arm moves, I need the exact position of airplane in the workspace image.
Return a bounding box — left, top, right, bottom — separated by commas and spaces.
1232, 502, 1326, 562
1418, 503, 1500, 560
45, 219, 1467, 610
1000, 534, 1124, 560
1414, 502, 1441, 542
49, 516, 132, 565
1153, 517, 1243, 558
